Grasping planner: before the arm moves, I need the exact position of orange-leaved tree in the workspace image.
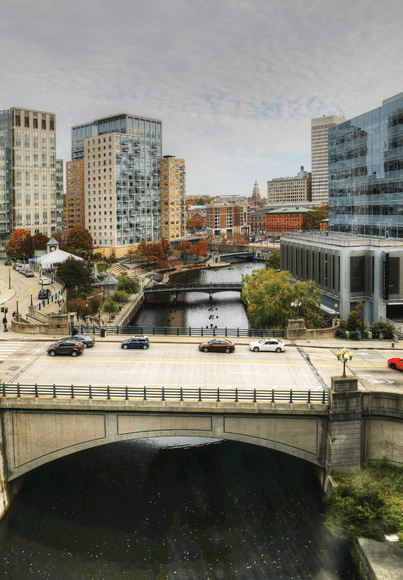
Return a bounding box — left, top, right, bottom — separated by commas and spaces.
5, 229, 34, 260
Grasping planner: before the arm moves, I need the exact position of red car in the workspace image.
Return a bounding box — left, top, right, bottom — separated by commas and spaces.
388, 358, 403, 371
199, 339, 235, 353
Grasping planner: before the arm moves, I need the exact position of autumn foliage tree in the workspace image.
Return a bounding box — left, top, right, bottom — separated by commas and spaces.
301, 205, 329, 230
52, 232, 69, 252
5, 229, 34, 260
186, 217, 205, 232
135, 239, 172, 268
67, 228, 93, 258
32, 232, 50, 251
242, 266, 322, 329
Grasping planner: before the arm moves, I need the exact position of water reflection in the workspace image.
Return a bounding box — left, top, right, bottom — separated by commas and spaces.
0, 439, 359, 579
132, 260, 265, 329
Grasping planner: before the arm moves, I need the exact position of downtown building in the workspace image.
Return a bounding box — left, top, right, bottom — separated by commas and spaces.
161, 155, 186, 241
0, 107, 64, 248
267, 167, 312, 204
71, 113, 162, 257
206, 203, 250, 237
311, 115, 345, 205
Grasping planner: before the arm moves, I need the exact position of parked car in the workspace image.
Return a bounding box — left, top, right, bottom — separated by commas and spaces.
388, 357, 403, 371
24, 270, 34, 277
199, 339, 235, 353
38, 288, 51, 299
38, 277, 51, 285
121, 336, 150, 349
47, 340, 85, 357
67, 334, 95, 348
13, 264, 22, 271
4, 260, 11, 266
249, 338, 286, 353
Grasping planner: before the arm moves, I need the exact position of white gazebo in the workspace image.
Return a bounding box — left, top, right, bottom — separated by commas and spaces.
39, 248, 83, 269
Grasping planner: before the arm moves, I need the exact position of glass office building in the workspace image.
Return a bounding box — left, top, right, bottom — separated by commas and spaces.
328, 92, 403, 238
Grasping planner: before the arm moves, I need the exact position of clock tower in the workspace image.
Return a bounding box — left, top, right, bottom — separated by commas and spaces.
46, 237, 60, 254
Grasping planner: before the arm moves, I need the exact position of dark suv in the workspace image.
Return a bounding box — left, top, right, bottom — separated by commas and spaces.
47, 340, 84, 357
121, 336, 150, 350
38, 289, 51, 300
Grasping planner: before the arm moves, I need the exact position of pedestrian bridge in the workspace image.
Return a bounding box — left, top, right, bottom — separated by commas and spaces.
144, 282, 242, 299
1, 380, 403, 485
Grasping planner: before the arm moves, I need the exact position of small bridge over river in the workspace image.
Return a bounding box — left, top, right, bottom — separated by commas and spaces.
144, 282, 243, 300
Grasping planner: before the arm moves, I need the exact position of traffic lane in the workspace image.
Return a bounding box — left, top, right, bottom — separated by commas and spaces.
15, 342, 323, 390
301, 347, 403, 392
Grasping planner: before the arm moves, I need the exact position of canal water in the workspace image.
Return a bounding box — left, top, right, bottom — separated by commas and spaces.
131, 260, 265, 329
0, 438, 360, 579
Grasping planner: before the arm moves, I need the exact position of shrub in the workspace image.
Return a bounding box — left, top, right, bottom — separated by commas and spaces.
111, 290, 128, 304
371, 321, 395, 339
117, 275, 140, 295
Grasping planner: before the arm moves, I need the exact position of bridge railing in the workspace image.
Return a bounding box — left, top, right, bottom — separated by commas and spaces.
1, 383, 328, 405
69, 324, 287, 338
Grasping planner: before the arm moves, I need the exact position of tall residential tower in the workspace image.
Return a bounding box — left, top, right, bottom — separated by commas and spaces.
311, 115, 344, 205
160, 155, 186, 241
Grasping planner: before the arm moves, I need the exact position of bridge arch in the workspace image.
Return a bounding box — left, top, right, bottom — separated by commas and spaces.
2, 407, 329, 481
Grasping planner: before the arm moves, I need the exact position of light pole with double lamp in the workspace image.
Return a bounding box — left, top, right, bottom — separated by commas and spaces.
336, 348, 354, 377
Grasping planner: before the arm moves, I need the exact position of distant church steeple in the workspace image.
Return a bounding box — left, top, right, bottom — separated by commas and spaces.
252, 180, 261, 203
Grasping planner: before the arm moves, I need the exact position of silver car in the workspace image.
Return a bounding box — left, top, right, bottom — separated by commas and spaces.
249, 338, 286, 353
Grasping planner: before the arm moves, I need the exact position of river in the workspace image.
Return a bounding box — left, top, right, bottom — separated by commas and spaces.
130, 260, 265, 329
0, 438, 360, 579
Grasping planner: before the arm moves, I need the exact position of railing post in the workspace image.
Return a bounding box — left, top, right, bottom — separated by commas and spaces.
235, 387, 238, 402
322, 390, 326, 404
217, 388, 220, 402
34, 383, 38, 397
237, 328, 239, 337
201, 327, 203, 336
225, 328, 227, 337
180, 387, 183, 402
89, 385, 92, 400
71, 384, 74, 399
289, 389, 293, 403
177, 327, 179, 336
199, 387, 202, 402
17, 383, 20, 398
53, 384, 56, 399
271, 388, 274, 403
143, 386, 147, 401
125, 386, 129, 400
107, 385, 110, 400
2, 382, 5, 397
253, 388, 257, 403
161, 386, 165, 402
189, 327, 191, 336
308, 390, 311, 404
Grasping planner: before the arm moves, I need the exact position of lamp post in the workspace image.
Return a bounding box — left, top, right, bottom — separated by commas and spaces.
8, 269, 11, 290
56, 297, 64, 315
336, 348, 354, 378
16, 300, 19, 315
30, 294, 33, 306
334, 303, 338, 322
291, 301, 302, 320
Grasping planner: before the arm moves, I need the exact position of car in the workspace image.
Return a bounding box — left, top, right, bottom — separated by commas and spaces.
38, 277, 51, 285
38, 288, 51, 299
249, 338, 286, 353
47, 340, 85, 357
4, 260, 11, 266
388, 357, 403, 371
68, 334, 95, 348
121, 336, 150, 349
13, 264, 22, 271
199, 339, 235, 353
24, 270, 34, 277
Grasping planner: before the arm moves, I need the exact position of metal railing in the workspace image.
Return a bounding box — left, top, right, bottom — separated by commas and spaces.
380, 316, 403, 339
69, 324, 287, 338
1, 383, 328, 404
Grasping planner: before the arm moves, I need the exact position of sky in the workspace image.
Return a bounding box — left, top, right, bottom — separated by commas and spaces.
1, 0, 403, 199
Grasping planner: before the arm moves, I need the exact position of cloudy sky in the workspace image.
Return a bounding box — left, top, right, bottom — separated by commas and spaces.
1, 0, 402, 198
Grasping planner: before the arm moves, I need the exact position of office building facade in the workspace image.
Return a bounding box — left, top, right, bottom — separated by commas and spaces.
311, 115, 344, 205
161, 155, 186, 241
72, 113, 162, 254
267, 167, 311, 204
328, 93, 403, 238
0, 107, 62, 246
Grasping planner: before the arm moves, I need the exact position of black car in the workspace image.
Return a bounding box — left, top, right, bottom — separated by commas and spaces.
47, 340, 85, 357
38, 289, 51, 299
4, 260, 11, 266
121, 336, 150, 349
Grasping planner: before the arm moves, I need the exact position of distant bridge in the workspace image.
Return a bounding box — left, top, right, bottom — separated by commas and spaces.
144, 282, 243, 300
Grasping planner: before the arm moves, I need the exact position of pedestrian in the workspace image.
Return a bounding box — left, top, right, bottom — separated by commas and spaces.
12, 311, 15, 318
3, 315, 7, 332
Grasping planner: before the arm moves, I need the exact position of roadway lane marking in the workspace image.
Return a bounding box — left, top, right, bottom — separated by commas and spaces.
36, 357, 307, 365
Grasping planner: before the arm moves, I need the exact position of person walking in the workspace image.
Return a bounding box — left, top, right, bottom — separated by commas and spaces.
3, 315, 8, 332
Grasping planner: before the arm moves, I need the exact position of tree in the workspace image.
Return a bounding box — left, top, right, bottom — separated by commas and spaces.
5, 229, 34, 260
193, 239, 208, 260
52, 232, 69, 252
301, 205, 329, 230
32, 232, 50, 251
135, 239, 172, 268
265, 251, 280, 270
56, 257, 93, 295
66, 228, 93, 258
186, 217, 205, 232
177, 240, 195, 262
242, 267, 322, 328
103, 297, 119, 320
117, 274, 140, 295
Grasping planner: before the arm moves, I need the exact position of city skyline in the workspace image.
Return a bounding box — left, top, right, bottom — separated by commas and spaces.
1, 0, 403, 198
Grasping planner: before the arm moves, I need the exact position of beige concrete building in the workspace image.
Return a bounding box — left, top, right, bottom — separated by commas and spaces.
161, 155, 186, 241
311, 115, 345, 205
0, 107, 64, 246
267, 167, 311, 204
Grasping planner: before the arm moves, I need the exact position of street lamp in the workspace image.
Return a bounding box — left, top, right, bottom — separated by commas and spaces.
334, 303, 338, 322
8, 269, 11, 290
30, 294, 33, 306
56, 297, 64, 315
16, 300, 18, 315
336, 348, 354, 378
291, 301, 302, 320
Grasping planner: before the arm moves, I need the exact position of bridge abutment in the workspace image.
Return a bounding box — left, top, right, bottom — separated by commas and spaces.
327, 377, 362, 474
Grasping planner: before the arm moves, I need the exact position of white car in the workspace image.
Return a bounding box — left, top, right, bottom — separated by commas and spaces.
249, 338, 286, 353
38, 277, 51, 285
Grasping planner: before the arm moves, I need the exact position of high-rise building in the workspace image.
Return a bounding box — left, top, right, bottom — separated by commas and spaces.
251, 180, 261, 204
55, 159, 65, 232
71, 113, 162, 255
311, 115, 344, 205
328, 92, 403, 238
65, 159, 85, 231
0, 107, 60, 245
267, 167, 311, 204
161, 155, 186, 241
